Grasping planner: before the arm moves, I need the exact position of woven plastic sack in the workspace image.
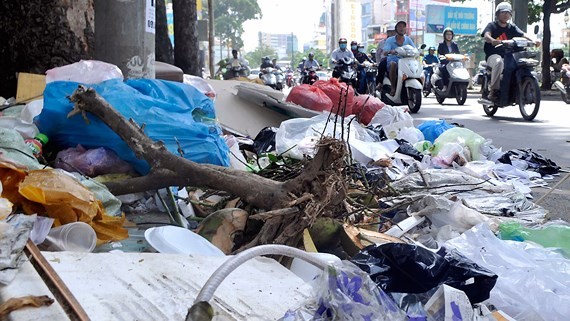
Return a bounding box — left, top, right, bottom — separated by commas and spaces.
313, 78, 354, 116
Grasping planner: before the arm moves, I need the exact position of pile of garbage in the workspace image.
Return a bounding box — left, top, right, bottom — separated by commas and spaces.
1, 60, 570, 321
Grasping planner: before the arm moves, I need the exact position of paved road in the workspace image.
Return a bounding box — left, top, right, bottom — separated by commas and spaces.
412, 88, 570, 221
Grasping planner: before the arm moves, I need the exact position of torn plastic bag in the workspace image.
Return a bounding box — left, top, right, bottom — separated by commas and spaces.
432, 127, 486, 162
253, 127, 278, 154
395, 139, 423, 161
54, 145, 136, 177
498, 148, 561, 176
446, 223, 570, 321
39, 79, 230, 174
279, 260, 407, 321
351, 243, 497, 303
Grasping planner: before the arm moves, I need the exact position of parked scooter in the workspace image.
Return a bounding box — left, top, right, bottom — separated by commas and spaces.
333, 57, 357, 88
430, 53, 470, 105
380, 44, 424, 113
477, 37, 541, 121
300, 67, 319, 85
553, 64, 570, 104
260, 67, 277, 89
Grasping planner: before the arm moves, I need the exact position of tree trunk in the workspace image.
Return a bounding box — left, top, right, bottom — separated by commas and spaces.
0, 0, 94, 98
155, 0, 174, 64
173, 0, 201, 76
541, 1, 554, 90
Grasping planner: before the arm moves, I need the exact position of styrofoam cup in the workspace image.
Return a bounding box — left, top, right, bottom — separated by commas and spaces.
45, 222, 97, 252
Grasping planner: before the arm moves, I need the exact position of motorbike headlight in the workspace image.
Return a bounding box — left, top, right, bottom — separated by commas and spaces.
450, 62, 463, 68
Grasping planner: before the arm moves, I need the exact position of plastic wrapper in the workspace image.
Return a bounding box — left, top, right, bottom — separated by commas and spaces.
498, 148, 561, 176
46, 60, 123, 84
313, 78, 355, 116
39, 78, 230, 175
286, 85, 333, 113
183, 74, 216, 100
0, 100, 42, 139
351, 243, 497, 303
0, 214, 36, 285
394, 139, 423, 161
279, 261, 407, 321
446, 223, 570, 321
54, 145, 135, 177
432, 127, 486, 162
417, 120, 454, 143
275, 113, 375, 160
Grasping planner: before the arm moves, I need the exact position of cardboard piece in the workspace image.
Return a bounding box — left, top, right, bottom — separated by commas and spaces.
16, 73, 46, 103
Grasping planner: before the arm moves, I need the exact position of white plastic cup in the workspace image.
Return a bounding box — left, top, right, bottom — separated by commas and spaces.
44, 222, 97, 252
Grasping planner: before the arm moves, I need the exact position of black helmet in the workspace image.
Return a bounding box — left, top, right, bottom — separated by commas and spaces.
339, 37, 347, 44
231, 49, 238, 54
443, 28, 454, 38
350, 40, 358, 46
308, 52, 315, 58
396, 20, 407, 29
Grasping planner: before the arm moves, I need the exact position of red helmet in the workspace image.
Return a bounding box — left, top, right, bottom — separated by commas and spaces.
350, 40, 358, 46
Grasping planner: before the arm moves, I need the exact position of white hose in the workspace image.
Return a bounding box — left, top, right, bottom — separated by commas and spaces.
193, 244, 331, 304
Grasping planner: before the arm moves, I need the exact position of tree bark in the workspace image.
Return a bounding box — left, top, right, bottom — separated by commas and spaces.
173, 0, 201, 76
0, 0, 94, 98
155, 0, 174, 64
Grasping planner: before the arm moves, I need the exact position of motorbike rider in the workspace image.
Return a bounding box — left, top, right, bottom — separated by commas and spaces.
436, 28, 460, 91
297, 57, 307, 72
482, 2, 539, 102
355, 43, 375, 94
383, 20, 416, 96
260, 56, 274, 69
370, 49, 377, 63
226, 49, 249, 78
376, 22, 397, 88
422, 47, 439, 87
350, 40, 359, 56
272, 58, 282, 71
301, 52, 321, 84
330, 37, 355, 78
551, 49, 568, 74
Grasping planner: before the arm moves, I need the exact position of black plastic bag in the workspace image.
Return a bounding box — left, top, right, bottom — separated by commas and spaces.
253, 127, 278, 154
395, 139, 423, 161
351, 243, 497, 303
498, 148, 560, 176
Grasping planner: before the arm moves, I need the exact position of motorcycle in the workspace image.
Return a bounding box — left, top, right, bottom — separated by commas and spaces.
273, 69, 285, 91
224, 60, 249, 80
334, 57, 357, 88
260, 67, 277, 89
422, 63, 436, 97
477, 37, 541, 121
380, 44, 424, 113
300, 67, 319, 85
363, 61, 378, 96
285, 71, 296, 87
553, 64, 570, 104
430, 53, 470, 105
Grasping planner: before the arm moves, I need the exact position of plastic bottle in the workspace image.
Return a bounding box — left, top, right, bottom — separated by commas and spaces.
499, 221, 570, 253
25, 133, 49, 158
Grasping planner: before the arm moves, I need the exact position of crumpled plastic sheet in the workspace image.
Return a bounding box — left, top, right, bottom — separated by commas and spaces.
445, 223, 570, 321
380, 169, 548, 224
279, 261, 407, 321
0, 214, 36, 285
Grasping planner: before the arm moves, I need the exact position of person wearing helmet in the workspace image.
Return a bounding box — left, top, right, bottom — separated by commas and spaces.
303, 52, 320, 70
331, 37, 355, 78
482, 1, 539, 102
297, 57, 307, 73
260, 56, 273, 69
370, 49, 377, 63
354, 43, 375, 94
271, 58, 282, 71
375, 22, 398, 86
383, 20, 416, 96
435, 28, 461, 90
422, 47, 439, 87
350, 40, 359, 56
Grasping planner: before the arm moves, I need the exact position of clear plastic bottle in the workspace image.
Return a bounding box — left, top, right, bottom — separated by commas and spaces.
25, 133, 49, 158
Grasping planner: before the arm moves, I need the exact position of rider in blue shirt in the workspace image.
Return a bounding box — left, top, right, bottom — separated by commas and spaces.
383, 21, 416, 96
422, 47, 439, 86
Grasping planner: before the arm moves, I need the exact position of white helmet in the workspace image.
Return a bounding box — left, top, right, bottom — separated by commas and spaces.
495, 2, 512, 14
387, 22, 397, 32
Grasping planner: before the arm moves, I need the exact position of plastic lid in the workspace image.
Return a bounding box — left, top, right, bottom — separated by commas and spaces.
35, 133, 49, 145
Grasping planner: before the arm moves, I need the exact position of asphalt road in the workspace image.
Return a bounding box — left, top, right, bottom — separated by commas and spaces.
412, 88, 570, 221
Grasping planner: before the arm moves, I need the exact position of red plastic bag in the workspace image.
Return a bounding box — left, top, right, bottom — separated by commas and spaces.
357, 95, 386, 125
313, 78, 354, 116
286, 84, 333, 112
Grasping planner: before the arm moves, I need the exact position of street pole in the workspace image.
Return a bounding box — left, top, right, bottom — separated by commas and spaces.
291, 32, 294, 69
208, 0, 215, 78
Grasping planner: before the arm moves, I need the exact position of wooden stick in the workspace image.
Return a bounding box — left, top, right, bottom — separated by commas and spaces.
24, 240, 91, 321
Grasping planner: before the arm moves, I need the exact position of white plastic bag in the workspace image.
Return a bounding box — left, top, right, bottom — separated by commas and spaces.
183, 74, 216, 100
46, 60, 123, 84
368, 105, 414, 139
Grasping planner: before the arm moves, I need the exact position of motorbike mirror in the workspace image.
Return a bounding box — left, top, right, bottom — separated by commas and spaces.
534, 25, 539, 35
420, 44, 427, 49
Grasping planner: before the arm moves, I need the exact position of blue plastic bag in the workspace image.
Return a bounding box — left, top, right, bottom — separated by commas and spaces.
39, 79, 230, 174
417, 120, 455, 143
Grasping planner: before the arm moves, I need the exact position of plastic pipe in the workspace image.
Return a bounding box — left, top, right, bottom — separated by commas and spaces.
186, 245, 331, 321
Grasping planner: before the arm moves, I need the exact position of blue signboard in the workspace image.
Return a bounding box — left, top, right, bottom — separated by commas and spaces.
426, 5, 477, 35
